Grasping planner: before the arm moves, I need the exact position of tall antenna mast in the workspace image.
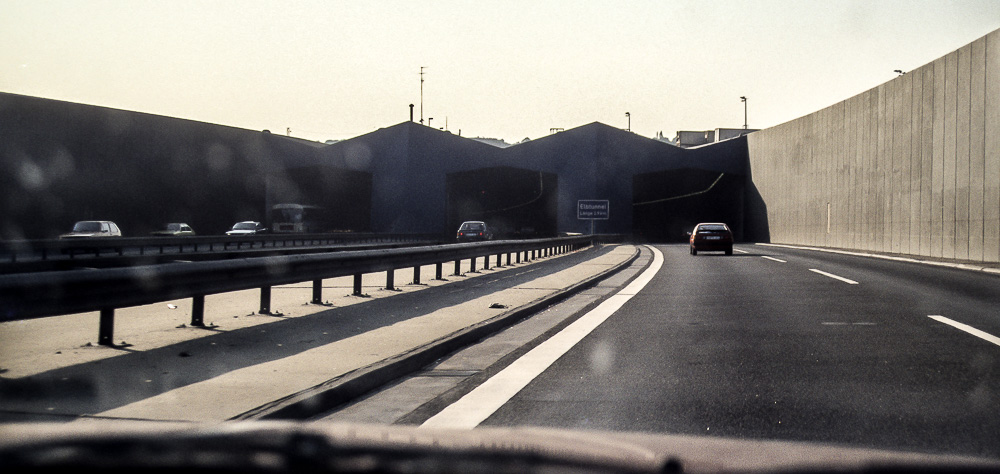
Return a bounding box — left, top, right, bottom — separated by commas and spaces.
419, 66, 426, 124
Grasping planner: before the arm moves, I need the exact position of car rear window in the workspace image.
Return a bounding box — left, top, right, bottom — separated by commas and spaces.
72, 221, 103, 232
461, 223, 484, 231
698, 225, 728, 232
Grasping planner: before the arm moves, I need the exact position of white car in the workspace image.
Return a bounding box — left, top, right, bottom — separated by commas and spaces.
226, 221, 267, 236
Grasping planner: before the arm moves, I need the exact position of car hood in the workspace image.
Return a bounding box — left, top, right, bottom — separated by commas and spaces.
1, 421, 997, 473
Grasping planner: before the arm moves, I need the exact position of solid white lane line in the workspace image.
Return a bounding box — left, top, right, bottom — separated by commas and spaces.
809, 268, 859, 285
733, 248, 749, 254
762, 256, 786, 263
929, 315, 1000, 347
420, 246, 664, 429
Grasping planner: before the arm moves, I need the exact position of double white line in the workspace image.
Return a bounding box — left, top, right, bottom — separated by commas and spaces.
421, 246, 664, 429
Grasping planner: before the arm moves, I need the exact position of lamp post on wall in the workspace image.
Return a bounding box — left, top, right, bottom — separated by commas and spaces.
740, 96, 747, 130
625, 112, 630, 132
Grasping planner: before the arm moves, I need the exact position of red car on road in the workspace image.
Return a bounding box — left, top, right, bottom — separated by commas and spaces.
689, 222, 733, 255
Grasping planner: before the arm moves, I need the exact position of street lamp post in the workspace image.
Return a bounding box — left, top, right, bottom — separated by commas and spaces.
625, 112, 630, 132
740, 96, 747, 130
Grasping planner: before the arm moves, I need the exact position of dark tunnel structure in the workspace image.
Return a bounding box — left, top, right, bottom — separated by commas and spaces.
1, 92, 763, 242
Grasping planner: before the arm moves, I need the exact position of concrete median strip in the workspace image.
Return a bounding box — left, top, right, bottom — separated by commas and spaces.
74, 245, 639, 422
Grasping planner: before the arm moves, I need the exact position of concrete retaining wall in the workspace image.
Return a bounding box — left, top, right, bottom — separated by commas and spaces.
747, 28, 1000, 263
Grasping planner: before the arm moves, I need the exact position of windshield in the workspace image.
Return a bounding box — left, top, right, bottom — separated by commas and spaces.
71, 221, 103, 232
2, 3, 999, 470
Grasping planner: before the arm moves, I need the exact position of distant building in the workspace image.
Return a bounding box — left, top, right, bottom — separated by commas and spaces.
652, 131, 676, 146
469, 137, 511, 148
674, 128, 758, 148
1, 91, 754, 242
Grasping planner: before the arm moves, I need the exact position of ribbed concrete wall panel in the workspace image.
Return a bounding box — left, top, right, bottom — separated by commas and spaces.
747, 28, 999, 264
931, 57, 946, 258
956, 44, 972, 260
919, 65, 934, 256
970, 37, 987, 262
942, 44, 958, 259
986, 30, 1000, 262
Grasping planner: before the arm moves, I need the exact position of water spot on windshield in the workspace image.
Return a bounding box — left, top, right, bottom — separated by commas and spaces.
345, 142, 372, 170
206, 142, 234, 171
17, 158, 45, 190
589, 339, 615, 374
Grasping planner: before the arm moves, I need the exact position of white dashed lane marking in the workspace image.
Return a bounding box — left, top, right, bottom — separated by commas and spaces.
929, 315, 1000, 347
809, 268, 859, 285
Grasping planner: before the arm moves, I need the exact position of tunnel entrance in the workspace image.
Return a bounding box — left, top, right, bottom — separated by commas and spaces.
446, 166, 558, 239
632, 169, 745, 242
267, 165, 372, 233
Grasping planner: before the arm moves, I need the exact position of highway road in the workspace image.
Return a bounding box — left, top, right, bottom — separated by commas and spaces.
413, 244, 1000, 458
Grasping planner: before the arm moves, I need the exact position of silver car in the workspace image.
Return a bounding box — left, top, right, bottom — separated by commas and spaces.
59, 221, 122, 239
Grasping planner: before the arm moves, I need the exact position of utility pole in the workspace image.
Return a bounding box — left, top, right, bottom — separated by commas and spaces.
740, 96, 747, 130
625, 112, 630, 132
419, 67, 426, 124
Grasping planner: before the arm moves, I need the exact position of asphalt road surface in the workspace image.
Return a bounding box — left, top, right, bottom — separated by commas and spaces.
425, 244, 1000, 459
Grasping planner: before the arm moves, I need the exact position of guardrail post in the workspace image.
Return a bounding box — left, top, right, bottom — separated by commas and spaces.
506, 252, 512, 266
470, 256, 478, 273
311, 280, 323, 304
496, 253, 502, 268
483, 255, 490, 270
516, 252, 521, 263
259, 286, 271, 314
353, 274, 363, 296
98, 308, 115, 346
191, 295, 205, 327
386, 269, 395, 290
412, 266, 421, 285
436, 262, 444, 280
453, 259, 461, 276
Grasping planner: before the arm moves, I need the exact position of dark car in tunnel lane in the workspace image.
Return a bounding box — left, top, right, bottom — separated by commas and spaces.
689, 222, 733, 255
456, 221, 491, 242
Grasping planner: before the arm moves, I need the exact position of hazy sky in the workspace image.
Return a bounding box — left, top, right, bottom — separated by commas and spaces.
2, 1, 998, 143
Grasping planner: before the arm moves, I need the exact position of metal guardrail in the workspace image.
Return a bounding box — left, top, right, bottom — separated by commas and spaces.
0, 233, 442, 263
0, 241, 442, 275
0, 236, 596, 346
